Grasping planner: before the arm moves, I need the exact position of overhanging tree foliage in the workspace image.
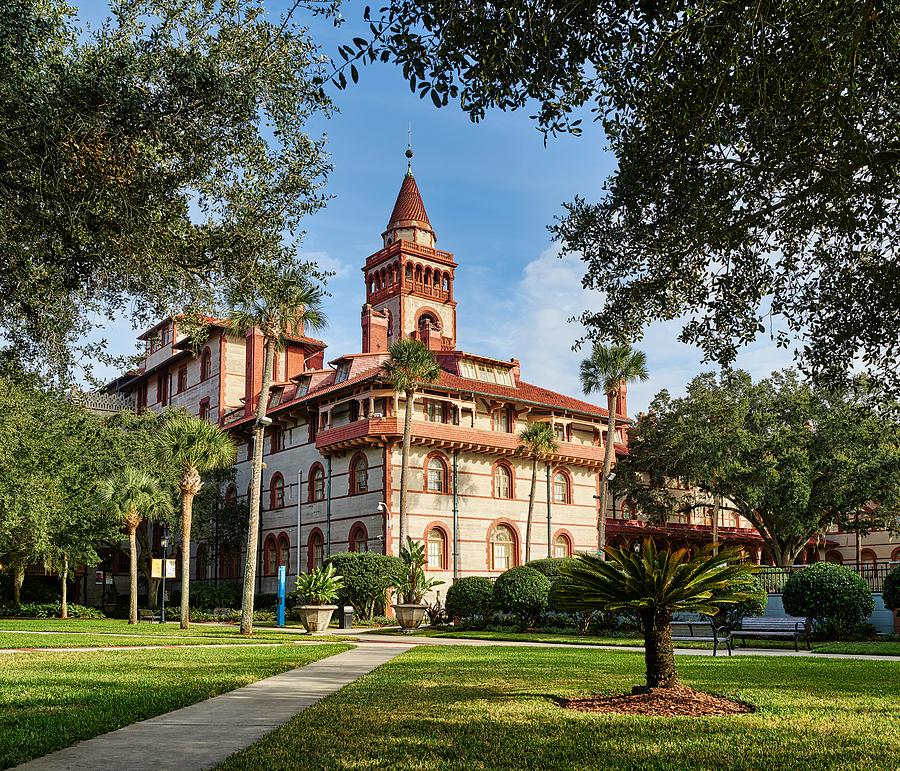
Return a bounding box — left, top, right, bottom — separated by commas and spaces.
0, 0, 334, 379
614, 370, 900, 565
350, 0, 900, 392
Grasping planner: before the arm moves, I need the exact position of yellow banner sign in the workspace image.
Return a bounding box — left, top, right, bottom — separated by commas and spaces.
151, 558, 176, 578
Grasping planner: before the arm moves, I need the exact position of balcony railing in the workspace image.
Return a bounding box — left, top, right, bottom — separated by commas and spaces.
757, 562, 897, 593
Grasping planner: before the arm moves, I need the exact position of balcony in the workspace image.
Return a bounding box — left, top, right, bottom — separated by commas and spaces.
316, 417, 609, 466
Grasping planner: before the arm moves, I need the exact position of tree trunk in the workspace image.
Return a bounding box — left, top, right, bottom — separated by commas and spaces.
241, 339, 275, 636
137, 524, 160, 609
398, 388, 414, 546
12, 564, 24, 606
597, 391, 618, 557
180, 472, 200, 630
525, 456, 538, 563
60, 554, 69, 619
711, 494, 720, 555
128, 522, 139, 624
642, 609, 677, 688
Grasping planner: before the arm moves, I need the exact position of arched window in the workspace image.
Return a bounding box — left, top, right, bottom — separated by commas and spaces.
350, 453, 368, 495
442, 273, 450, 292
225, 484, 237, 504
493, 463, 513, 499
552, 470, 571, 504
220, 543, 240, 579
308, 464, 325, 502
263, 535, 277, 576
308, 530, 324, 571
276, 533, 290, 569
554, 533, 572, 559
200, 347, 212, 380
418, 312, 439, 335
195, 543, 208, 580
269, 473, 285, 509
860, 549, 877, 574
415, 265, 423, 284
490, 524, 516, 571
385, 309, 393, 338
405, 263, 413, 282
427, 527, 448, 570
433, 270, 440, 288
825, 550, 844, 564
349, 523, 368, 553
425, 454, 449, 494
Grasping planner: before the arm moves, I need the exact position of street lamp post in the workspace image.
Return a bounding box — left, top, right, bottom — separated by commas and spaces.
160, 528, 170, 624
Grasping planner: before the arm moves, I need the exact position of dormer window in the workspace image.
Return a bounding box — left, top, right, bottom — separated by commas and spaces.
295, 376, 310, 397
335, 362, 351, 384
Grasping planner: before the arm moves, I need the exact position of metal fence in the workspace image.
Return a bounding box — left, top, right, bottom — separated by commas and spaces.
757, 562, 897, 594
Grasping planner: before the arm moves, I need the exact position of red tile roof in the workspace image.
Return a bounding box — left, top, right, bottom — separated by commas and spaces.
386, 172, 433, 232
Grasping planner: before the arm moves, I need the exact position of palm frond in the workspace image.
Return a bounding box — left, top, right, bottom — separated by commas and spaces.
153, 413, 236, 477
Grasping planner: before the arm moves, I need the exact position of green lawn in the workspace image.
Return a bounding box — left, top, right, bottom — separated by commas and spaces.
0, 643, 349, 769
382, 629, 900, 656
218, 646, 900, 770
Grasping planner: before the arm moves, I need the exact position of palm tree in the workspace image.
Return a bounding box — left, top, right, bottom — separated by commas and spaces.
381, 339, 441, 544
552, 540, 756, 688
518, 423, 558, 562
228, 266, 326, 636
98, 469, 173, 624
580, 343, 649, 555
153, 414, 236, 629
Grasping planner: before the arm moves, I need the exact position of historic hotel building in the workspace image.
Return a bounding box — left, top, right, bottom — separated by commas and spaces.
110, 164, 835, 594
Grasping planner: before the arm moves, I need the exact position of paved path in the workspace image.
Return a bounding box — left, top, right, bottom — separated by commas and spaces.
14, 643, 409, 771
352, 632, 900, 662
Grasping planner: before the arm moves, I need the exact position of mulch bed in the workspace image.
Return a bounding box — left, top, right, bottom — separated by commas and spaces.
561, 684, 754, 717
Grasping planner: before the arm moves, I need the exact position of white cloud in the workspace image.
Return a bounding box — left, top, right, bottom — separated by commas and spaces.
465, 243, 796, 415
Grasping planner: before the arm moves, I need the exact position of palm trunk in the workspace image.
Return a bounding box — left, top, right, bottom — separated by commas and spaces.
711, 494, 720, 555
241, 339, 275, 636
642, 609, 677, 688
525, 456, 538, 563
128, 523, 139, 624
597, 391, 617, 557
137, 524, 159, 609
60, 554, 68, 619
398, 388, 414, 546
12, 564, 23, 606
180, 473, 200, 629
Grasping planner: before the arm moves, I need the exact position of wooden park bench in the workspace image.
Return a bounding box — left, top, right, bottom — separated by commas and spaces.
670, 614, 732, 657
732, 616, 812, 651
138, 608, 161, 623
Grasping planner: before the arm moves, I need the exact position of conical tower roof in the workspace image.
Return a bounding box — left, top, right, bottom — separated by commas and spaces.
385, 170, 433, 234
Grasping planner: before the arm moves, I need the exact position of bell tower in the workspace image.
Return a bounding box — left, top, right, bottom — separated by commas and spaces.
361, 146, 458, 353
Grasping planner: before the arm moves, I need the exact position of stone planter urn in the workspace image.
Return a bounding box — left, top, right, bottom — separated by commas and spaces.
393, 604, 427, 630
297, 605, 338, 633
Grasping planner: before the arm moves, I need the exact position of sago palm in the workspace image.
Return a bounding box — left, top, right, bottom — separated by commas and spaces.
228, 265, 326, 635
381, 339, 441, 544
153, 414, 235, 628
98, 469, 173, 625
519, 422, 558, 562
552, 540, 756, 688
580, 343, 649, 555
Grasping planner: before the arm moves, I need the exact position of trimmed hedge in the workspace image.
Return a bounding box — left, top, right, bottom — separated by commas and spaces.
492, 566, 551, 629
445, 576, 494, 621
782, 562, 874, 634
190, 581, 242, 610
324, 552, 403, 620
883, 565, 900, 613
0, 602, 105, 619
712, 574, 767, 630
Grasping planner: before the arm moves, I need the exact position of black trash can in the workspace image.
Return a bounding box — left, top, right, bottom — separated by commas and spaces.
338, 605, 354, 629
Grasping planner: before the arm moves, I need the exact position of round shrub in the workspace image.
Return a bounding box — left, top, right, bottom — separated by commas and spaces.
492, 566, 551, 629
883, 564, 900, 613
445, 576, 494, 622
526, 557, 579, 582
324, 552, 403, 620
782, 562, 874, 634
711, 574, 767, 630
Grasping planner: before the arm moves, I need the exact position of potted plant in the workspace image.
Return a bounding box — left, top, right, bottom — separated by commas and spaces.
392, 537, 444, 630
293, 563, 343, 633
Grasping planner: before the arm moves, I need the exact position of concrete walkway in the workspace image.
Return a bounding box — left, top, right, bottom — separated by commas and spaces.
351, 632, 900, 662
14, 643, 409, 771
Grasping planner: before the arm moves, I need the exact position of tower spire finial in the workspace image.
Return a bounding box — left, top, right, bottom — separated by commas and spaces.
405, 123, 413, 175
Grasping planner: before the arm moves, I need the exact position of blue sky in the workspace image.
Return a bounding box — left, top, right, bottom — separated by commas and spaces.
77, 0, 793, 413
